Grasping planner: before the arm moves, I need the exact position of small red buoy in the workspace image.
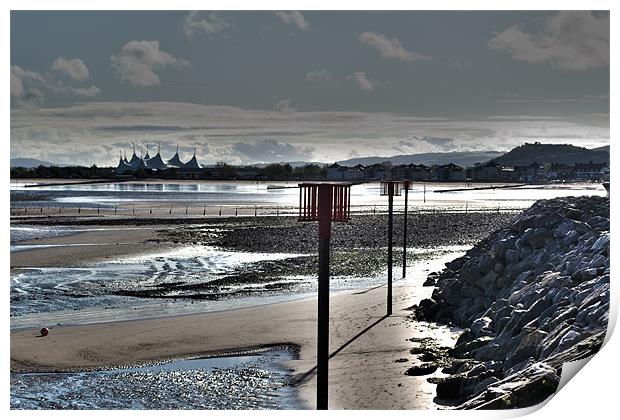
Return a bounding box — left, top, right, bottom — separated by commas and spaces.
40, 328, 49, 337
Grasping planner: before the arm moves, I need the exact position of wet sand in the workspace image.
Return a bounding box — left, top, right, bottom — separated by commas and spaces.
10, 278, 458, 409
10, 227, 171, 268
10, 212, 510, 409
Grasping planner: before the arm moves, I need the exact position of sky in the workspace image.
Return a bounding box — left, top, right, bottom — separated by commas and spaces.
10, 10, 610, 166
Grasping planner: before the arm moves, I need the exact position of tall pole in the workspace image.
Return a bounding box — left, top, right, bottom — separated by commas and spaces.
402, 181, 409, 279
387, 183, 393, 316
317, 184, 332, 410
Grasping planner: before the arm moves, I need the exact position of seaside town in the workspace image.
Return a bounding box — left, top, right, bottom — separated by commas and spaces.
10, 142, 611, 184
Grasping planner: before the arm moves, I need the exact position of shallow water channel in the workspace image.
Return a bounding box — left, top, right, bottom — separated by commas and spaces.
11, 347, 299, 409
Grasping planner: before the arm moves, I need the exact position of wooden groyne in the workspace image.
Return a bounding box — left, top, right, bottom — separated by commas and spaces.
22, 179, 132, 188
434, 183, 526, 193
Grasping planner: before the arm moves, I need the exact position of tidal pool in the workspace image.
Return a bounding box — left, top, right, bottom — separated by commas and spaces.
10, 347, 299, 410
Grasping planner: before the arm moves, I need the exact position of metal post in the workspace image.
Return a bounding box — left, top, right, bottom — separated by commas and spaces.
317, 184, 332, 410
402, 182, 409, 279
387, 183, 393, 316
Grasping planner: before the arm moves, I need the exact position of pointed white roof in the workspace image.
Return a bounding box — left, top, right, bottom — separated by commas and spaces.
146, 153, 169, 170
115, 155, 133, 174
182, 155, 202, 169
167, 145, 184, 167
128, 153, 141, 167
182, 148, 202, 169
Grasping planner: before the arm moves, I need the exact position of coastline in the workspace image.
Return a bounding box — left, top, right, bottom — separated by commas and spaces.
10, 209, 516, 409
11, 278, 460, 409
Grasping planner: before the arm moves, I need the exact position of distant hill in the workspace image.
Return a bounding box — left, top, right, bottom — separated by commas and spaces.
338, 151, 503, 168
493, 143, 609, 167
10, 158, 69, 168
592, 145, 610, 152
250, 161, 325, 168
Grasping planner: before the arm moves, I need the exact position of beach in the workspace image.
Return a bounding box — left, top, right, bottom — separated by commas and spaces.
11, 266, 459, 409
10, 203, 516, 409
9, 180, 606, 409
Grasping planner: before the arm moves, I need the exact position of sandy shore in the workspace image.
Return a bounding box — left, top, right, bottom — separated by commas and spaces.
10, 227, 172, 268
10, 211, 511, 408
11, 277, 459, 409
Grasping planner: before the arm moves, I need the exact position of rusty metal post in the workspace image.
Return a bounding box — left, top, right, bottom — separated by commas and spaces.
402, 181, 409, 279
298, 182, 351, 410
317, 184, 332, 410
387, 183, 393, 316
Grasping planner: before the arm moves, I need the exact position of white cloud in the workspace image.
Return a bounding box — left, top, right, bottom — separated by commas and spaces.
111, 40, 190, 86
488, 11, 609, 71
10, 101, 609, 166
274, 11, 310, 31
50, 84, 101, 97
359, 32, 431, 62
10, 72, 23, 97
306, 69, 331, 83
182, 11, 229, 39
274, 99, 297, 113
10, 66, 44, 98
348, 72, 376, 91
51, 57, 90, 81
11, 64, 100, 107
233, 139, 313, 163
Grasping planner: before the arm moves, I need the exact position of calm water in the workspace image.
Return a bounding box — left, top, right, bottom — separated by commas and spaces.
11, 347, 299, 409
10, 180, 607, 212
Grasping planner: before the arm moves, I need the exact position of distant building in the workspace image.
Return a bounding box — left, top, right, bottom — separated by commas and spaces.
500, 167, 520, 182
514, 162, 544, 182
431, 163, 466, 182
410, 164, 432, 181
364, 163, 389, 180
115, 143, 205, 176
468, 161, 502, 182
546, 163, 573, 180
326, 163, 346, 180
572, 161, 609, 180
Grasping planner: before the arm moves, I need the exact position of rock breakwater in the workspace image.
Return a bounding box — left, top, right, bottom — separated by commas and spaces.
412, 195, 610, 409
